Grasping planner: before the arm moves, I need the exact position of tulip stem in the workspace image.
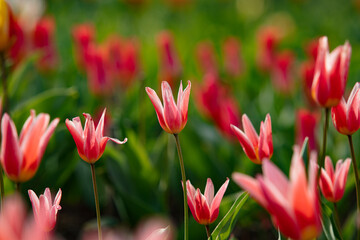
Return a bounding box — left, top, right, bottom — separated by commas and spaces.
347, 135, 360, 238
174, 134, 188, 240
90, 163, 102, 240
15, 182, 20, 193
333, 203, 343, 240
205, 225, 211, 239
319, 108, 329, 176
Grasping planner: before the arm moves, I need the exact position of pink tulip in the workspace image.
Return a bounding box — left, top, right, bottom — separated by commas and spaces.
232, 146, 322, 240
295, 109, 319, 151
311, 36, 351, 107
319, 157, 351, 202
231, 114, 273, 164
186, 178, 229, 225
331, 82, 360, 135
146, 81, 191, 134
1, 110, 59, 182
28, 188, 62, 232
222, 37, 244, 78
0, 195, 47, 240
65, 109, 127, 164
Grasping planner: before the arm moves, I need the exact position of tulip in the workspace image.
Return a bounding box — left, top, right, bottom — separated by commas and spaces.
186, 178, 229, 225
146, 81, 191, 134
157, 31, 182, 88
0, 195, 47, 240
8, 8, 26, 66
65, 108, 127, 164
104, 36, 123, 84
331, 82, 360, 135
195, 73, 241, 140
295, 109, 319, 152
319, 157, 351, 202
232, 146, 322, 240
270, 50, 295, 94
32, 17, 57, 71
28, 188, 62, 232
231, 114, 273, 164
72, 23, 95, 70
196, 41, 218, 75
300, 61, 317, 107
0, 0, 9, 51
222, 37, 244, 78
1, 110, 59, 182
121, 39, 140, 86
256, 26, 281, 72
311, 36, 351, 108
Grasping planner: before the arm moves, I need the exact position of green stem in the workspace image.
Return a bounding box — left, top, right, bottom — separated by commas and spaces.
205, 225, 211, 239
15, 182, 20, 193
347, 135, 360, 240
174, 134, 188, 240
318, 108, 329, 177
333, 202, 343, 240
90, 163, 102, 240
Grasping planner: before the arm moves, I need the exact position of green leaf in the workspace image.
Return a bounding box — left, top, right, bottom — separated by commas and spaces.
321, 200, 342, 240
210, 192, 249, 240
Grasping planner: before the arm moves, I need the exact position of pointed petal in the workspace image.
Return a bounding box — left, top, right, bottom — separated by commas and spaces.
262, 159, 289, 198
95, 108, 106, 139
1, 113, 22, 180
179, 81, 191, 129
242, 114, 259, 148
162, 81, 181, 133
231, 124, 258, 163
83, 113, 100, 162
210, 178, 229, 223
186, 180, 199, 223
333, 158, 351, 202
232, 173, 266, 207
65, 118, 85, 157
145, 86, 170, 133
204, 178, 214, 206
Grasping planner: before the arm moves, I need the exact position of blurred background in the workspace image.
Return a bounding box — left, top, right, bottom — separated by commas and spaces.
3, 0, 360, 238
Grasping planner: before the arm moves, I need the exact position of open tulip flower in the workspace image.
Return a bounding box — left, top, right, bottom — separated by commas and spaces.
28, 188, 62, 232
1, 110, 59, 182
65, 108, 127, 164
319, 157, 351, 203
186, 178, 229, 225
146, 80, 191, 134
232, 146, 322, 240
311, 36, 351, 108
331, 82, 360, 135
231, 114, 273, 164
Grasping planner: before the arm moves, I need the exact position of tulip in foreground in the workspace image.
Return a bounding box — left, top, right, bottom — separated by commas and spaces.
146, 81, 191, 134
186, 178, 229, 225
1, 110, 59, 182
231, 114, 273, 164
28, 188, 62, 232
232, 146, 322, 240
319, 157, 351, 202
65, 108, 127, 164
331, 82, 360, 135
311, 36, 351, 108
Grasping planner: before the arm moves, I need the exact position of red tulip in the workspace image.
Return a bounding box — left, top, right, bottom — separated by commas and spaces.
295, 109, 319, 151
186, 178, 229, 225
256, 26, 281, 72
319, 157, 351, 202
65, 109, 127, 164
311, 36, 351, 107
103, 36, 123, 84
271, 50, 295, 94
8, 6, 26, 66
146, 81, 191, 134
157, 31, 182, 88
331, 82, 360, 135
232, 146, 322, 240
222, 37, 244, 78
231, 114, 273, 164
28, 188, 62, 232
1, 111, 59, 182
121, 39, 140, 86
195, 73, 241, 139
300, 60, 317, 107
72, 23, 95, 70
196, 41, 218, 75
85, 44, 113, 95
32, 16, 57, 71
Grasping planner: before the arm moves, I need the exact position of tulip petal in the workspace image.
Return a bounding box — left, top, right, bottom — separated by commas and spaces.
1, 114, 22, 180
232, 173, 266, 207
145, 87, 170, 133
262, 159, 289, 198
179, 81, 191, 127
186, 180, 199, 223
204, 178, 214, 206
242, 114, 259, 148
162, 81, 181, 133
83, 113, 100, 162
65, 118, 85, 157
333, 158, 351, 201
210, 178, 229, 223
95, 108, 106, 139
231, 124, 258, 162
